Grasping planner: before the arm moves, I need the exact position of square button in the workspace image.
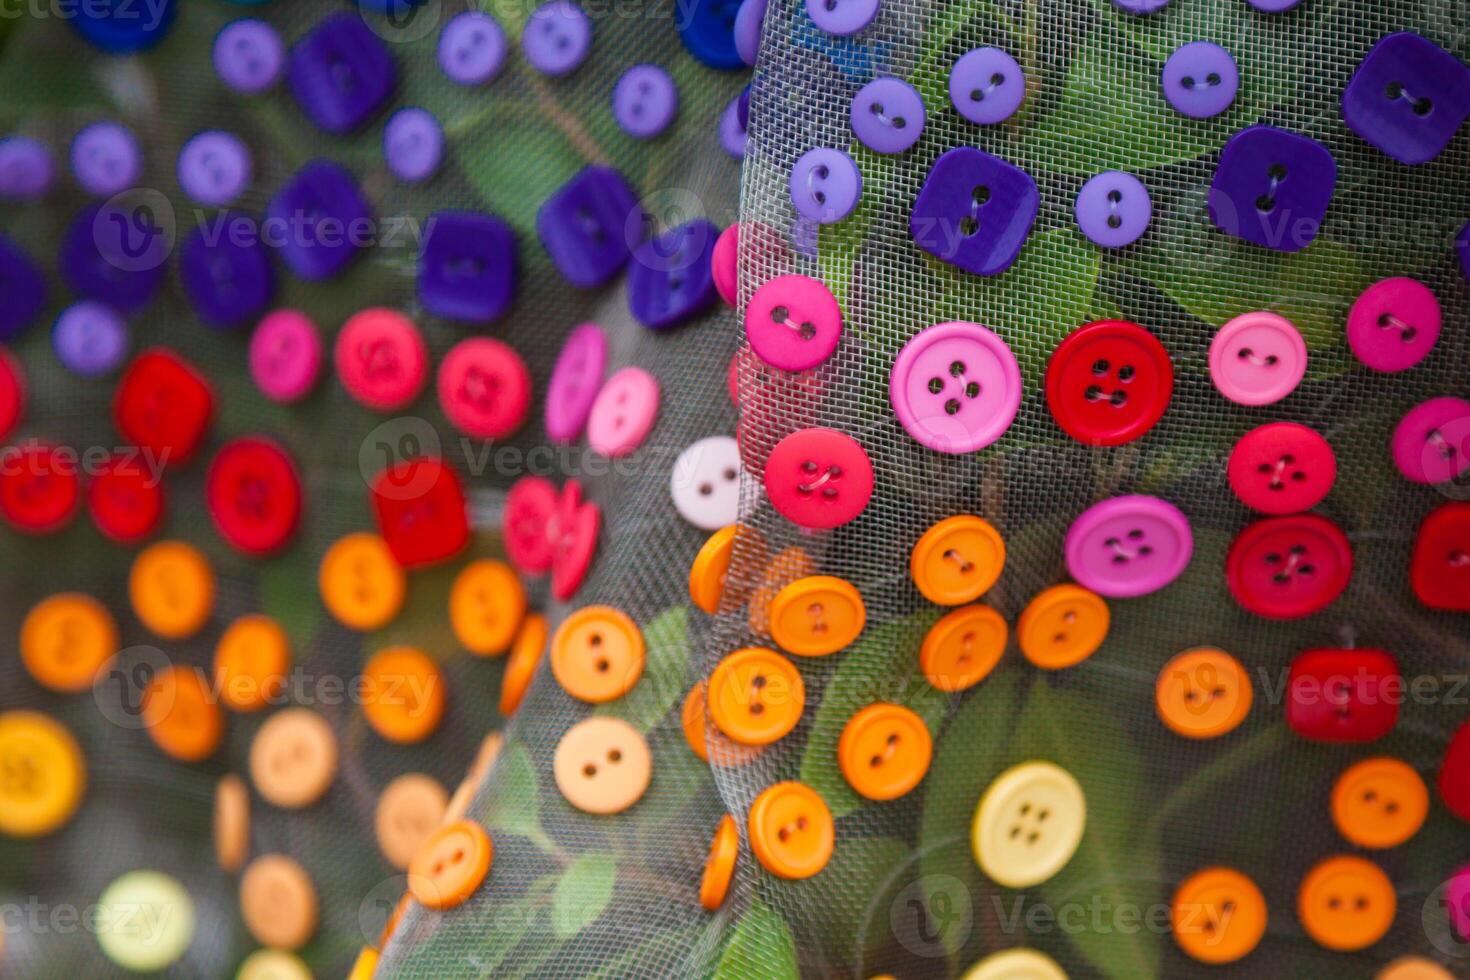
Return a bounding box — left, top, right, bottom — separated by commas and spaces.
417, 211, 518, 324
536, 166, 642, 288
909, 147, 1038, 277
1208, 126, 1336, 253
287, 12, 395, 135
627, 219, 719, 331
1342, 32, 1470, 165
267, 161, 372, 282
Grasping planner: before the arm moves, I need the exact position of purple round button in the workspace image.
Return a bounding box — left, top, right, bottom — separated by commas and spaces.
177, 131, 251, 207
438, 11, 508, 86
1161, 41, 1239, 119
0, 137, 53, 202
213, 19, 284, 95
71, 122, 141, 198
719, 94, 747, 159
1112, 0, 1172, 13
1246, 0, 1301, 11
950, 47, 1025, 125
612, 65, 678, 140
384, 108, 444, 183
1065, 494, 1194, 598
1075, 171, 1151, 248
1391, 396, 1470, 485
523, 1, 593, 77
734, 0, 767, 66
790, 147, 861, 224
53, 301, 128, 378
851, 77, 925, 154
805, 0, 878, 36
545, 322, 608, 443
1346, 277, 1441, 373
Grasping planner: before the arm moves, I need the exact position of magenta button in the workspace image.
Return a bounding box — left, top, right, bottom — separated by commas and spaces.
1208, 311, 1307, 407
1065, 495, 1193, 598
746, 274, 842, 372
587, 366, 659, 458
249, 309, 321, 403
1346, 277, 1441, 373
764, 427, 873, 529
545, 322, 607, 444
712, 224, 739, 307
1449, 864, 1470, 942
1227, 422, 1336, 515
890, 321, 1021, 455
1391, 396, 1470, 485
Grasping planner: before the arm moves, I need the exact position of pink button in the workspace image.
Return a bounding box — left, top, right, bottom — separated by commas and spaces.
1227, 422, 1336, 515
437, 336, 531, 440
763, 427, 873, 529
587, 366, 659, 457
1448, 863, 1470, 942
1346, 277, 1440, 373
334, 308, 429, 411
545, 322, 607, 444
890, 321, 1022, 454
1226, 514, 1352, 620
745, 275, 842, 372
1207, 311, 1307, 406
503, 475, 558, 575
249, 310, 322, 403
1391, 396, 1470, 485
1064, 495, 1193, 598
712, 224, 739, 307
551, 478, 600, 600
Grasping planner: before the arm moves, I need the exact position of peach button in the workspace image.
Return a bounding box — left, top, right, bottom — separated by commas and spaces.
362, 646, 446, 744
838, 702, 932, 801
553, 717, 652, 814
249, 707, 338, 809
911, 515, 1005, 605
1377, 957, 1454, 980
708, 647, 805, 746
748, 781, 834, 880
240, 854, 318, 950
214, 773, 250, 872
1297, 854, 1396, 951
1330, 757, 1428, 849
450, 559, 525, 656
214, 614, 290, 712
769, 575, 865, 657
318, 532, 405, 631
444, 732, 504, 825
1171, 866, 1268, 964
376, 773, 449, 869
142, 665, 223, 763
920, 604, 1007, 692
20, 592, 117, 693
550, 606, 645, 704
408, 819, 493, 910
500, 613, 548, 716
130, 540, 215, 639
699, 814, 739, 910
1018, 584, 1110, 669
1155, 648, 1253, 739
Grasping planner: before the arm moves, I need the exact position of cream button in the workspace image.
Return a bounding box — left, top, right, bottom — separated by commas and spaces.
961, 947, 1069, 980
972, 761, 1085, 888
553, 717, 652, 815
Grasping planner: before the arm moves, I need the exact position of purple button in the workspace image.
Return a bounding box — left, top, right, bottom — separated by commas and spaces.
1342, 32, 1470, 165
59, 205, 166, 313
0, 137, 53, 202
612, 65, 678, 140
1208, 125, 1336, 253
438, 11, 508, 86
1162, 41, 1238, 119
1112, 0, 1172, 13
0, 233, 47, 341
910, 146, 1038, 277
179, 212, 274, 330
738, 85, 751, 129
53, 301, 128, 377
719, 93, 747, 158
805, 0, 878, 36
1245, 0, 1301, 11
1391, 397, 1470, 485
950, 47, 1024, 125
418, 210, 517, 323
177, 131, 251, 207
288, 12, 395, 135
1065, 495, 1193, 598
545, 322, 607, 443
536, 165, 641, 288
383, 108, 444, 183
523, 1, 593, 77
1075, 171, 1151, 248
851, 77, 925, 154
734, 0, 767, 65
214, 19, 284, 95
790, 147, 861, 224
628, 219, 719, 331
1458, 220, 1470, 284
267, 160, 372, 281
71, 122, 141, 198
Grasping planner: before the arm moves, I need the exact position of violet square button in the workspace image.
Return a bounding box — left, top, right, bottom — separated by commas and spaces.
909, 147, 1038, 277
179, 212, 275, 331
267, 160, 372, 281
1342, 32, 1470, 165
627, 219, 719, 331
1208, 125, 1336, 253
418, 210, 518, 324
536, 166, 642, 288
287, 12, 395, 135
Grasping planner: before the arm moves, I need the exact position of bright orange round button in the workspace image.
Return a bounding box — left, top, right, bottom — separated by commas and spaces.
689, 525, 737, 615
549, 606, 645, 704
681, 681, 760, 767
708, 647, 805, 746
20, 592, 118, 693
362, 647, 446, 744
768, 575, 865, 657
748, 546, 813, 637
450, 559, 525, 656
748, 781, 834, 880
699, 814, 739, 910
1171, 867, 1268, 964
408, 819, 493, 910
1297, 854, 1396, 951
129, 540, 215, 639
142, 665, 223, 762
214, 614, 290, 713
838, 703, 932, 801
319, 532, 405, 632
1017, 584, 1110, 669
1155, 648, 1253, 739
1330, 757, 1428, 850
0, 711, 86, 838
500, 613, 547, 716
911, 515, 1005, 606
920, 604, 1007, 692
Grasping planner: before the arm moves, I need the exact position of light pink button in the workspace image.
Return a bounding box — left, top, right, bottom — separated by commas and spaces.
587, 366, 659, 457
249, 309, 321, 403
545, 323, 606, 444
334, 309, 429, 412
746, 274, 842, 372
1346, 277, 1441, 373
712, 224, 740, 307
763, 427, 873, 529
890, 321, 1022, 454
671, 435, 741, 530
1392, 396, 1470, 485
438, 337, 531, 440
1207, 311, 1307, 406
1065, 495, 1193, 598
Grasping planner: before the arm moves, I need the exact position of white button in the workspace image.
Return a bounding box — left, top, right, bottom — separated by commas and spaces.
972, 760, 1085, 888
670, 436, 741, 530
962, 947, 1069, 980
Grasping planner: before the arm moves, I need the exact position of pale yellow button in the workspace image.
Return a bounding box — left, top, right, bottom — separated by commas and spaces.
319, 532, 405, 632
237, 949, 313, 980
449, 559, 525, 656
20, 592, 118, 693
972, 761, 1085, 889
130, 540, 215, 639
961, 947, 1068, 980
553, 717, 651, 815
0, 710, 86, 838
95, 870, 195, 973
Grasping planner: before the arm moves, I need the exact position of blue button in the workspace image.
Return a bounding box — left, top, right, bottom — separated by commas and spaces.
287, 12, 396, 134
0, 233, 47, 341
1208, 125, 1336, 253
909, 147, 1038, 277
267, 160, 372, 281
627, 219, 718, 331
536, 166, 641, 288
679, 0, 745, 70
58, 204, 166, 313
1457, 220, 1470, 284
179, 212, 275, 330
1342, 32, 1470, 165
70, 0, 177, 53
418, 211, 518, 323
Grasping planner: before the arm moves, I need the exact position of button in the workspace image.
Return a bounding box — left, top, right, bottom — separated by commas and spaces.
764, 427, 874, 529
1227, 422, 1335, 515
268, 160, 371, 282
0, 233, 46, 340
53, 301, 128, 377
362, 647, 446, 743
241, 855, 318, 949
1208, 311, 1307, 406
689, 525, 757, 615
1440, 717, 1470, 821
588, 366, 660, 457
58, 204, 164, 313
319, 533, 405, 631
910, 147, 1039, 276
1347, 277, 1440, 372
1343, 32, 1470, 165
910, 515, 1005, 605
628, 219, 720, 331
438, 10, 507, 85
850, 77, 925, 154
20, 592, 116, 694
1065, 495, 1192, 598
500, 613, 548, 716
720, 91, 748, 158
1391, 396, 1470, 485
241, 951, 313, 980
374, 107, 443, 188
708, 647, 805, 745
0, 711, 85, 838
746, 274, 843, 372
242, 314, 318, 407
287, 12, 395, 134
748, 781, 834, 879
1226, 514, 1353, 619
1161, 41, 1239, 119
1245, 0, 1301, 10
451, 559, 526, 656
503, 476, 559, 575
249, 707, 338, 808
1297, 855, 1395, 951
214, 614, 290, 713
551, 484, 601, 601
1377, 958, 1455, 980
444, 732, 503, 824
553, 717, 652, 814
418, 209, 519, 323
681, 680, 762, 766
176, 130, 251, 207
678, 0, 743, 67
1331, 757, 1427, 849
130, 540, 215, 639
0, 135, 54, 201
891, 321, 1022, 454
376, 773, 448, 869
770, 575, 866, 656
1112, 0, 1171, 12
114, 348, 215, 468
1412, 503, 1470, 611
1075, 171, 1151, 248
712, 224, 740, 307
805, 0, 878, 34
214, 18, 284, 94
1045, 320, 1172, 446
972, 760, 1085, 888
409, 820, 493, 909
1170, 867, 1267, 964
1155, 648, 1252, 739
921, 604, 1006, 691
96, 871, 194, 972
214, 774, 249, 872
178, 212, 275, 331
437, 337, 531, 440
790, 148, 861, 224
550, 605, 645, 703
206, 436, 301, 555
536, 166, 641, 288
142, 665, 224, 762
748, 545, 815, 636
1208, 125, 1336, 252
545, 323, 607, 443
961, 949, 1067, 980
1018, 584, 1109, 669
70, 121, 141, 197
671, 436, 742, 530
949, 47, 1024, 125
523, 0, 593, 76
0, 443, 79, 534
336, 308, 429, 412
838, 702, 932, 801
0, 347, 25, 441
70, 0, 176, 51
700, 814, 739, 910
612, 64, 678, 139
1287, 647, 1399, 743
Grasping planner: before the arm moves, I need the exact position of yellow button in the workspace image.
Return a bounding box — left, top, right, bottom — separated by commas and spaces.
214, 614, 291, 713
699, 814, 739, 910
1017, 584, 1109, 669
215, 773, 250, 873
708, 647, 805, 746
961, 948, 1068, 980
1170, 867, 1267, 964
450, 559, 525, 656
689, 525, 736, 615
500, 613, 547, 716
911, 515, 1005, 606
130, 540, 215, 639
238, 949, 313, 980
362, 647, 446, 744
838, 703, 932, 801
96, 870, 195, 973
553, 717, 652, 815
550, 606, 645, 704
1330, 757, 1428, 850
768, 575, 865, 657
748, 546, 813, 636
920, 604, 1007, 692
20, 592, 118, 693
748, 781, 833, 880
319, 532, 405, 632
346, 948, 380, 980
1155, 648, 1252, 739
143, 666, 224, 763
0, 710, 86, 838
1377, 957, 1454, 980
1297, 854, 1395, 951
972, 761, 1085, 888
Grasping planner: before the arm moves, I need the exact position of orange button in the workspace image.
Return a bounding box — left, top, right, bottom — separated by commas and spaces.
408, 819, 493, 910
450, 559, 525, 656
318, 532, 405, 632
681, 681, 761, 767
1377, 957, 1454, 980
748, 781, 833, 880
1330, 757, 1428, 849
1155, 648, 1252, 739
214, 774, 249, 872
129, 540, 215, 639
20, 592, 118, 693
768, 575, 865, 657
838, 703, 933, 801
699, 814, 739, 910
213, 614, 290, 713
348, 948, 380, 980
553, 717, 652, 814
1017, 584, 1109, 669
249, 707, 339, 809
549, 606, 645, 704
444, 732, 503, 825
500, 613, 547, 716
708, 648, 805, 746
689, 525, 736, 615
1297, 854, 1395, 951
142, 665, 223, 763
1171, 867, 1268, 964
911, 515, 1005, 606
362, 646, 446, 744
748, 546, 813, 636
920, 604, 1007, 692
240, 854, 318, 950
376, 773, 449, 869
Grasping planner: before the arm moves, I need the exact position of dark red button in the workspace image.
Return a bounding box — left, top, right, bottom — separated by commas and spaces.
114, 349, 215, 469
1227, 422, 1336, 515
1287, 648, 1400, 743
206, 436, 301, 556
1226, 514, 1353, 619
503, 475, 558, 576
1045, 320, 1173, 447
763, 427, 871, 529
0, 347, 25, 443
1412, 503, 1470, 611
1437, 717, 1470, 821
88, 451, 164, 543
551, 478, 600, 601
371, 456, 469, 569
0, 442, 80, 533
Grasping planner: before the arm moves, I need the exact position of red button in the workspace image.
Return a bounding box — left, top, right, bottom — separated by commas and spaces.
1045, 320, 1173, 447
503, 476, 558, 576
1227, 422, 1336, 515
1412, 503, 1470, 611
1437, 717, 1470, 821
371, 457, 469, 569
206, 436, 302, 556
763, 427, 872, 529
437, 336, 531, 440
88, 452, 164, 543
1226, 514, 1352, 619
0, 442, 80, 533
551, 478, 600, 601
0, 346, 26, 443
114, 349, 215, 469
1287, 648, 1400, 743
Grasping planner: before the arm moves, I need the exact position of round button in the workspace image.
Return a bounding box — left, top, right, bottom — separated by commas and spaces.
20, 592, 117, 693
671, 436, 742, 530
334, 308, 429, 412
241, 855, 317, 950
0, 135, 54, 201
503, 476, 559, 575
409, 820, 494, 910
920, 604, 1006, 691
1065, 495, 1193, 598
1330, 757, 1428, 849
206, 436, 301, 556
838, 702, 932, 801
550, 606, 646, 703
690, 525, 738, 615
911, 515, 1006, 605
1227, 422, 1336, 515
1347, 278, 1441, 373
764, 427, 875, 530
96, 871, 194, 972
500, 614, 548, 716
319, 533, 406, 632
240, 951, 313, 980
1155, 648, 1253, 739
87, 452, 164, 544
1391, 396, 1470, 485
362, 647, 446, 743
1075, 171, 1152, 248
1018, 584, 1110, 669
553, 717, 653, 814
249, 707, 338, 809
545, 322, 607, 443
805, 0, 878, 34
972, 760, 1085, 888
587, 366, 660, 458
53, 301, 128, 377
890, 321, 1023, 454
522, 1, 592, 76
790, 148, 862, 224
851, 77, 926, 154
177, 130, 251, 206
214, 18, 283, 94
438, 11, 507, 85
1161, 41, 1239, 119
749, 545, 816, 636
1297, 855, 1395, 951
950, 47, 1024, 125
450, 559, 526, 656
613, 64, 678, 139
1171, 867, 1267, 964
142, 666, 224, 763
0, 346, 25, 442
681, 680, 761, 767
0, 711, 85, 838
438, 336, 531, 440
1113, 0, 1172, 12
748, 781, 834, 879
249, 309, 322, 403
376, 773, 448, 869
720, 92, 747, 158
1246, 0, 1301, 11
383, 107, 443, 184
1208, 311, 1307, 406
1226, 514, 1353, 619
214, 614, 290, 712
712, 225, 740, 307
551, 484, 602, 604
962, 949, 1067, 980
1377, 958, 1455, 980
214, 773, 249, 872
0, 442, 80, 533
71, 121, 140, 197
769, 575, 866, 656
746, 274, 843, 373
700, 814, 739, 910
708, 647, 805, 745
